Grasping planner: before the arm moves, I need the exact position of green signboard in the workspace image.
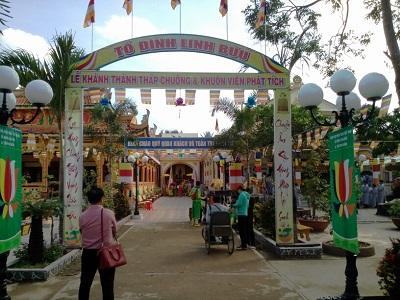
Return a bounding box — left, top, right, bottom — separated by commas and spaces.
329, 126, 359, 254
0, 125, 22, 253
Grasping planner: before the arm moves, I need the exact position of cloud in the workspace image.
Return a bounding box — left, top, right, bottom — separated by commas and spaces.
0, 28, 50, 59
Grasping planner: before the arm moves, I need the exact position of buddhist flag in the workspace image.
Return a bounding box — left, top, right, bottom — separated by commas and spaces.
27, 133, 36, 150
360, 104, 368, 119
140, 89, 151, 105
297, 133, 302, 148
210, 90, 220, 106
320, 126, 329, 139
314, 128, 321, 145
397, 143, 400, 155
255, 0, 266, 29
115, 88, 126, 103
306, 131, 311, 145
219, 0, 228, 17
171, 0, 181, 10
83, 0, 95, 28
234, 90, 244, 105
354, 141, 360, 155
378, 94, 392, 117
215, 118, 220, 132
123, 0, 133, 15
257, 90, 269, 105
185, 89, 196, 105
370, 141, 380, 149
166, 89, 176, 105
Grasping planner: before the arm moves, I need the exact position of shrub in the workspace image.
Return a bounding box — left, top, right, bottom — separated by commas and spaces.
376, 237, 400, 297
13, 242, 67, 269
253, 197, 276, 239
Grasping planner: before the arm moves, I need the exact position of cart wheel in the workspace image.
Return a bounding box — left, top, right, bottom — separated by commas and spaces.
205, 228, 211, 254
201, 227, 206, 241
227, 229, 234, 254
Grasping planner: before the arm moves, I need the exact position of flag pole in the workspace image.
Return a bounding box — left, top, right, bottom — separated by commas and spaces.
179, 2, 182, 33
91, 24, 94, 52
264, 22, 266, 55
226, 11, 229, 40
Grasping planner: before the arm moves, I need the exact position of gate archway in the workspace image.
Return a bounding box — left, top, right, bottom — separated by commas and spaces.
63, 33, 293, 245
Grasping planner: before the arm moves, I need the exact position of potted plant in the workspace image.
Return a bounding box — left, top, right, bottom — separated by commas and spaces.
376, 237, 400, 298
298, 148, 331, 232
388, 200, 400, 229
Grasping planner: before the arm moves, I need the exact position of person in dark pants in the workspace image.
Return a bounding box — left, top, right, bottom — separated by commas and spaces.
232, 186, 250, 251
79, 187, 117, 300
246, 193, 256, 249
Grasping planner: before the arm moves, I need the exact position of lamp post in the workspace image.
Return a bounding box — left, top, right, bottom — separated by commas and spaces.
298, 69, 388, 300
128, 152, 148, 216
0, 65, 53, 300
212, 152, 232, 190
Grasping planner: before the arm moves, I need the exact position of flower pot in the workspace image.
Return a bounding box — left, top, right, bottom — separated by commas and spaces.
298, 218, 330, 232
391, 217, 400, 229
322, 240, 375, 257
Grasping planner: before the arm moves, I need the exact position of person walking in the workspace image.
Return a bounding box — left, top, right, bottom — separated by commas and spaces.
246, 192, 256, 249
369, 184, 378, 208
232, 186, 250, 251
294, 183, 301, 208
189, 181, 203, 226
79, 187, 117, 300
377, 180, 385, 205
361, 182, 370, 208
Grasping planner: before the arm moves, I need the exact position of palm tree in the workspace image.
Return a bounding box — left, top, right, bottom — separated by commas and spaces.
0, 0, 11, 35
0, 31, 86, 243
201, 131, 214, 137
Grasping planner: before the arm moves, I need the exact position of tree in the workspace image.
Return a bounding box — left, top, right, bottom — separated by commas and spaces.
0, 0, 11, 35
355, 107, 400, 156
243, 1, 400, 104
0, 31, 86, 242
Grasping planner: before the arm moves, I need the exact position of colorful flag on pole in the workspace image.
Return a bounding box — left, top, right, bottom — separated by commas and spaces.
378, 94, 392, 117
83, 0, 95, 28
166, 89, 176, 105
306, 131, 311, 145
219, 0, 228, 17
320, 126, 329, 139
115, 88, 126, 103
255, 0, 266, 29
123, 0, 133, 15
257, 90, 269, 105
171, 0, 181, 10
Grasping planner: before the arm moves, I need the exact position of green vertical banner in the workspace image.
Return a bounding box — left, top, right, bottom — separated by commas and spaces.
329, 126, 359, 254
0, 125, 22, 253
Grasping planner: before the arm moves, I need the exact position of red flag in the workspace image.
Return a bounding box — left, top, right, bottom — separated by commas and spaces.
255, 0, 266, 29
123, 0, 132, 15
215, 118, 220, 132
219, 0, 228, 17
83, 0, 95, 28
171, 0, 181, 10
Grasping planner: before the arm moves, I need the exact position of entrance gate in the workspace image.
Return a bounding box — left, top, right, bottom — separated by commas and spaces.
64, 34, 293, 246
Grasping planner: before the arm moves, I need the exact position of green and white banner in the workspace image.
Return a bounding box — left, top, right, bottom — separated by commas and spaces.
329, 126, 359, 254
0, 125, 22, 253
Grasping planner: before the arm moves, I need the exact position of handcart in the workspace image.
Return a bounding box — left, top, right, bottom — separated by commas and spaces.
202, 211, 234, 254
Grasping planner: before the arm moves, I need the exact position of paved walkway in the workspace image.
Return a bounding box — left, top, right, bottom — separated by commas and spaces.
7, 196, 395, 299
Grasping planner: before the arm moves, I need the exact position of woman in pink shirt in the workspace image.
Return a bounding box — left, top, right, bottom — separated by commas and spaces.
79, 187, 117, 300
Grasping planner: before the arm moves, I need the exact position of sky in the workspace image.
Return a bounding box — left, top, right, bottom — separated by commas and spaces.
0, 0, 397, 135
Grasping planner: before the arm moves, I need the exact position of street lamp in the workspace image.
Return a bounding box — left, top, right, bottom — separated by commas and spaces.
298, 69, 388, 300
0, 65, 53, 300
0, 66, 53, 126
128, 152, 148, 216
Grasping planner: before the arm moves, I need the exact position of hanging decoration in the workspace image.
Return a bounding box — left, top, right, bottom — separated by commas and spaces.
244, 96, 257, 108
175, 97, 186, 107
